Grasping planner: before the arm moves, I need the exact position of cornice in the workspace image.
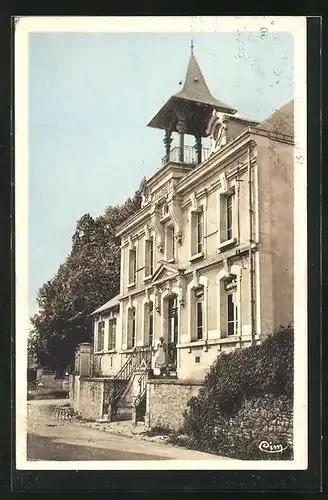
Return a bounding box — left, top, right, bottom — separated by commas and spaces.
116, 205, 151, 238
145, 162, 192, 192
176, 131, 253, 195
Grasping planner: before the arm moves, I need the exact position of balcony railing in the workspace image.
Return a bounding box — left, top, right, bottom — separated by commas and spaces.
161, 145, 210, 167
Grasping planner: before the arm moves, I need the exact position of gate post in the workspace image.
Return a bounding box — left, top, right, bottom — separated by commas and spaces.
78, 343, 92, 377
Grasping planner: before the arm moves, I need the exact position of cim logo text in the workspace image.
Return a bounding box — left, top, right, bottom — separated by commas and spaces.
258, 441, 289, 453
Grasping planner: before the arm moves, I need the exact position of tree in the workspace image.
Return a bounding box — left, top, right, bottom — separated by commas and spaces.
29, 189, 142, 375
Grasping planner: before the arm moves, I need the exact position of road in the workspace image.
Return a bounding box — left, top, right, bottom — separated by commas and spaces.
27, 399, 226, 461
27, 433, 167, 461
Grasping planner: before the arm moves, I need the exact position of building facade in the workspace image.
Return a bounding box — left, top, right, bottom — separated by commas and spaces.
71, 48, 294, 422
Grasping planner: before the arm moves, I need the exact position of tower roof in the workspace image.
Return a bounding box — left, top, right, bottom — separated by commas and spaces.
147, 50, 237, 135
173, 53, 236, 111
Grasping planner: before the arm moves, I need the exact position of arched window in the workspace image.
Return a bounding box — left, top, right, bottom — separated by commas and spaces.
222, 275, 238, 336
144, 301, 154, 346
188, 277, 208, 343
131, 307, 136, 346
168, 295, 178, 344
148, 301, 154, 346
195, 286, 204, 340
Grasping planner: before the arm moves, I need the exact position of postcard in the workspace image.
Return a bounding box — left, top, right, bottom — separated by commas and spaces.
15, 15, 307, 472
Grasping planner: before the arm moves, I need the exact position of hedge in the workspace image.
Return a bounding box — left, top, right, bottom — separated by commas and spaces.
183, 325, 294, 459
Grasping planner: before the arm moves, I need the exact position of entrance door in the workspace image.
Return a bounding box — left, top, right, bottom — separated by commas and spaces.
167, 295, 178, 371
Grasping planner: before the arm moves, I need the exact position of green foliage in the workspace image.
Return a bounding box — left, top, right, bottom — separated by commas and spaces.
141, 426, 172, 437
183, 325, 294, 458
27, 368, 37, 384
29, 190, 142, 373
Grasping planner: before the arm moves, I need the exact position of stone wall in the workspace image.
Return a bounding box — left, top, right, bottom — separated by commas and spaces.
212, 394, 293, 459
69, 375, 129, 421
78, 378, 104, 420
69, 375, 105, 420
146, 379, 202, 431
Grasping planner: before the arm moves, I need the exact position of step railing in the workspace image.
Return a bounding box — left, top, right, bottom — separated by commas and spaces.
167, 342, 177, 373
109, 346, 152, 415
134, 357, 152, 408
115, 346, 152, 381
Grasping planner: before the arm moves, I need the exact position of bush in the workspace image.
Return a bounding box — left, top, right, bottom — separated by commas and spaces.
183, 325, 294, 459
141, 426, 172, 437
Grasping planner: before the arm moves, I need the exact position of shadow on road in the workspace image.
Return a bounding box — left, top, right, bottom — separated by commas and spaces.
27, 434, 167, 461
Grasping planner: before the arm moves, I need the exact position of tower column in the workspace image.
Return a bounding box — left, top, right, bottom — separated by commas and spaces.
177, 118, 186, 163
163, 127, 173, 160
179, 132, 185, 162
195, 135, 202, 164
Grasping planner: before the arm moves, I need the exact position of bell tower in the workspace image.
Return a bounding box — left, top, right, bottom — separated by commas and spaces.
147, 42, 237, 167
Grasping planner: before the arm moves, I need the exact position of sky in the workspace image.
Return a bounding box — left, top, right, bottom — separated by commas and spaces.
28, 30, 293, 319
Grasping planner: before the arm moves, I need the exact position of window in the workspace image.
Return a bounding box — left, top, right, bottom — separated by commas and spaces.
197, 209, 204, 253
166, 225, 175, 261
226, 194, 233, 240
190, 206, 205, 259
149, 238, 154, 275
218, 190, 237, 249
108, 318, 116, 350
97, 321, 105, 351
145, 237, 154, 277
168, 295, 178, 344
131, 307, 136, 347
128, 247, 136, 284
127, 306, 137, 349
144, 301, 154, 346
226, 285, 238, 336
195, 287, 204, 340
148, 302, 154, 346
218, 270, 240, 338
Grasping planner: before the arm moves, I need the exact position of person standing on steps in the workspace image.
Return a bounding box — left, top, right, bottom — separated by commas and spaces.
154, 336, 168, 376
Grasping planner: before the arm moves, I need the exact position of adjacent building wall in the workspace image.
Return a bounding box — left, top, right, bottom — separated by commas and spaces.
92, 308, 122, 375
255, 135, 294, 337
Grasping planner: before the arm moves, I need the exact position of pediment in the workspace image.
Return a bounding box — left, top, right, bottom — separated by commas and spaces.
151, 261, 181, 284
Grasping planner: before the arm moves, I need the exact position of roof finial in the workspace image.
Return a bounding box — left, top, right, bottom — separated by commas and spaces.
190, 37, 194, 55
